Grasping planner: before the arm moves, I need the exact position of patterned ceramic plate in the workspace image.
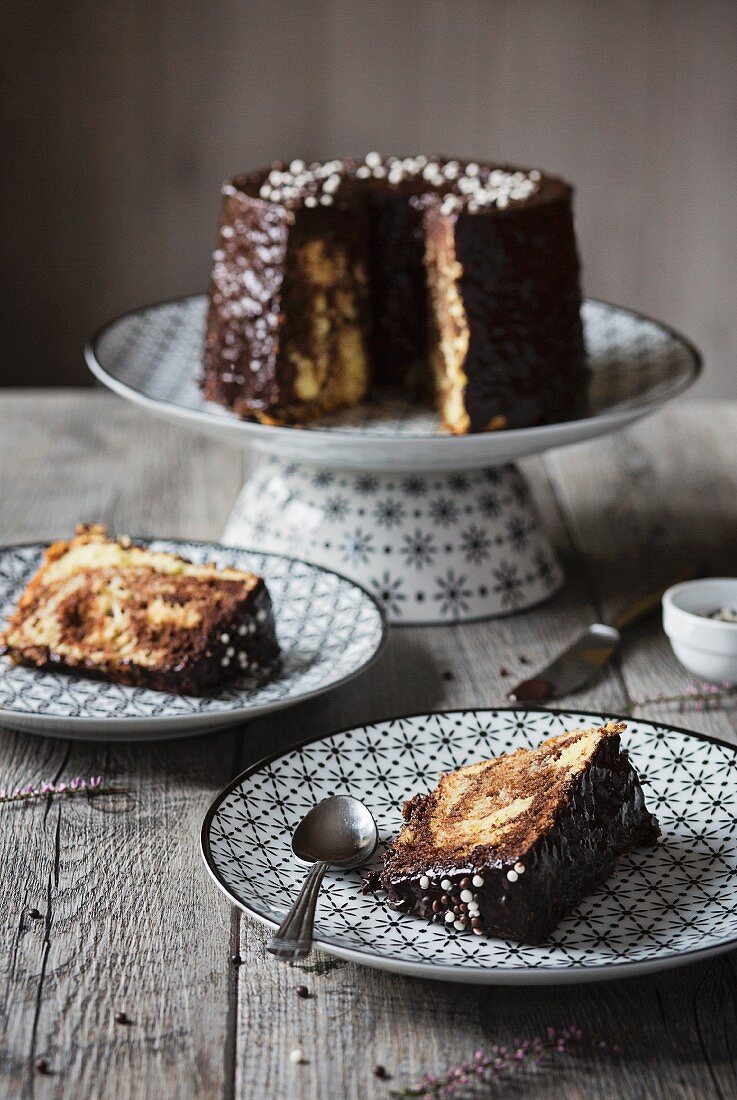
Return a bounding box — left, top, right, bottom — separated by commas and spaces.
0, 541, 386, 740
202, 709, 737, 985
86, 297, 700, 471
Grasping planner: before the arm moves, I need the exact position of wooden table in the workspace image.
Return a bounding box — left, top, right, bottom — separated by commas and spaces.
2, 390, 736, 1100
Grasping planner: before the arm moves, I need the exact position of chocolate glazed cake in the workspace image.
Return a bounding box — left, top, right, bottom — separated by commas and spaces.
202, 154, 587, 432
1, 526, 280, 696
369, 722, 659, 944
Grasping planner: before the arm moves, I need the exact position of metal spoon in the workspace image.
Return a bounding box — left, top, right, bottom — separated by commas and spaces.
267, 795, 378, 962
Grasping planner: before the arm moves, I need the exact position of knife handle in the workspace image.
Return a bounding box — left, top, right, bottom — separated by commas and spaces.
610, 564, 700, 633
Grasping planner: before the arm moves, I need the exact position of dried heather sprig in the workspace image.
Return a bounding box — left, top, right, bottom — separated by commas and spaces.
392, 1027, 619, 1097
631, 682, 736, 712
0, 776, 122, 805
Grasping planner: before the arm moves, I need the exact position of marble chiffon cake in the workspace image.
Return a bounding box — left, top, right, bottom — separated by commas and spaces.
0, 526, 280, 695
202, 154, 587, 433
371, 722, 659, 944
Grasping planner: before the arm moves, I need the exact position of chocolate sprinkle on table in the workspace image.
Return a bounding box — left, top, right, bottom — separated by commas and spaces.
28, 908, 42, 919
34, 1058, 51, 1075
231, 954, 243, 965
373, 1064, 389, 1079
295, 985, 309, 999
114, 1011, 129, 1025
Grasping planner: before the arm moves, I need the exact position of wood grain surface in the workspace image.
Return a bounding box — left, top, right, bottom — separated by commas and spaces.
0, 391, 736, 1099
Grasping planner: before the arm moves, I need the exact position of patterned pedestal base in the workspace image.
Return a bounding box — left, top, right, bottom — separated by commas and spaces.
223, 458, 563, 625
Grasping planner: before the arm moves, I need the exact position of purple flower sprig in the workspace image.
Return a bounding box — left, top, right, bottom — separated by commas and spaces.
0, 776, 123, 805
631, 681, 736, 712
392, 1027, 620, 1097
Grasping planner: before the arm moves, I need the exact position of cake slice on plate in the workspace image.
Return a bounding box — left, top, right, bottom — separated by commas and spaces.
373, 721, 659, 944
1, 525, 280, 695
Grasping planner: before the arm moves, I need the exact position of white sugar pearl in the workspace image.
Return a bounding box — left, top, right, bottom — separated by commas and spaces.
453, 919, 465, 931
419, 875, 430, 890
441, 878, 452, 891
460, 889, 473, 903
238, 624, 247, 636
467, 902, 479, 914
465, 162, 480, 176
221, 657, 230, 668
506, 870, 519, 883
356, 165, 370, 178
238, 652, 248, 667
289, 1047, 304, 1064
289, 160, 305, 174
365, 151, 381, 168
304, 195, 317, 208
226, 646, 235, 658
444, 910, 455, 924
472, 875, 484, 888
514, 862, 525, 874
220, 633, 230, 644
256, 610, 268, 622
320, 194, 333, 206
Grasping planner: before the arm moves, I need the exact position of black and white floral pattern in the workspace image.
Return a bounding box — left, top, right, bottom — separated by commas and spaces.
0, 541, 385, 737
225, 460, 562, 624
203, 709, 737, 985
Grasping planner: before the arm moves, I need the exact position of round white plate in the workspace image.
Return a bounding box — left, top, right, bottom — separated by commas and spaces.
87, 297, 700, 472
0, 540, 386, 740
202, 708, 737, 985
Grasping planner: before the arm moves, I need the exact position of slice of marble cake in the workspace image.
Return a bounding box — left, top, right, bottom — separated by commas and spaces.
372, 722, 659, 944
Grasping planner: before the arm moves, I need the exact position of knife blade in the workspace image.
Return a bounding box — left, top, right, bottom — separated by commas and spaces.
508, 565, 700, 703
508, 623, 620, 702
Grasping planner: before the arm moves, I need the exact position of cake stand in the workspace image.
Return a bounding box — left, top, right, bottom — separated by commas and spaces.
86, 297, 700, 624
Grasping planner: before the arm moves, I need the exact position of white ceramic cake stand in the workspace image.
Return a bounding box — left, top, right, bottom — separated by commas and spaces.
86, 296, 700, 624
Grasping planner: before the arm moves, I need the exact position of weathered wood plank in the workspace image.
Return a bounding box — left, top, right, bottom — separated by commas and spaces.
0, 393, 244, 1097
546, 398, 737, 745
0, 390, 245, 544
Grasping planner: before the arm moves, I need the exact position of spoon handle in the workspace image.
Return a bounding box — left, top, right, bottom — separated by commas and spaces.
267, 861, 329, 961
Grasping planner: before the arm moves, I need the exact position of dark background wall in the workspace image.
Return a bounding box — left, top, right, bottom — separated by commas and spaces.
2, 0, 736, 395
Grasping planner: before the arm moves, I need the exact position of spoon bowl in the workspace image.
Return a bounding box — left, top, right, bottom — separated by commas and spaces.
292, 794, 379, 867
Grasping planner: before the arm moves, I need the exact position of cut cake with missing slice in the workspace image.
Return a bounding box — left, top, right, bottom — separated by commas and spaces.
372, 722, 659, 944
0, 525, 280, 695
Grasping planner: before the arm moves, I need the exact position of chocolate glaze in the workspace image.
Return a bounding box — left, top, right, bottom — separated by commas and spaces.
202, 155, 586, 430
431, 193, 586, 431
372, 729, 659, 945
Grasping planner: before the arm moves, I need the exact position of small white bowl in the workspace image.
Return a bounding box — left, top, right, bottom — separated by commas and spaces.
662, 578, 737, 682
